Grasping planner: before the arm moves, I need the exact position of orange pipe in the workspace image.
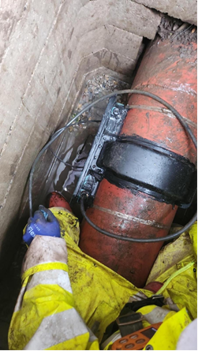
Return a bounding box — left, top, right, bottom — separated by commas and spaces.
80, 37, 197, 287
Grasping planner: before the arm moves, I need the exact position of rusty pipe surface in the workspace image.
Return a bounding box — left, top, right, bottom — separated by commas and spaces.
80, 37, 197, 287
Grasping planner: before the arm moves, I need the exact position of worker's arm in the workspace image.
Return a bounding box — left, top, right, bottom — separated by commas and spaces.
8, 206, 99, 350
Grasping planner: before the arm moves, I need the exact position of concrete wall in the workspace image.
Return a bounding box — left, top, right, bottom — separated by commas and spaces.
134, 0, 197, 25
0, 0, 196, 273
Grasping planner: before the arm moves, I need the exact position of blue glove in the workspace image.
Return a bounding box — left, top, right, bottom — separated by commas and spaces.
23, 205, 60, 245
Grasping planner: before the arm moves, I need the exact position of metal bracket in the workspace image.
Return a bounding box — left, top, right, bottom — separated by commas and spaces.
72, 97, 128, 202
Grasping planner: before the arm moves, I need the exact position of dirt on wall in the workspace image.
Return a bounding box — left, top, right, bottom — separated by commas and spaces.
158, 15, 197, 44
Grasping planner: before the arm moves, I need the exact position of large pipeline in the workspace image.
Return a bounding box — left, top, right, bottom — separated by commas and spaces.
80, 37, 197, 287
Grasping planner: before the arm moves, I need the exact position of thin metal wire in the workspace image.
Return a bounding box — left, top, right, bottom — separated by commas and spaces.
29, 89, 197, 223
49, 148, 84, 170
80, 196, 197, 243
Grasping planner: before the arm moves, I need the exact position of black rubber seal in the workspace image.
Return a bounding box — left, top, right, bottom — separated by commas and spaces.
98, 135, 197, 208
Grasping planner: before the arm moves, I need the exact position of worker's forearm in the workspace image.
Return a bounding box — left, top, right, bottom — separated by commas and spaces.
21, 235, 70, 291
23, 235, 68, 267
8, 236, 99, 350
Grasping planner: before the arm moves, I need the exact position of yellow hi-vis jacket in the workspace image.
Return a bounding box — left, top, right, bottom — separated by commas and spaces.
8, 208, 197, 350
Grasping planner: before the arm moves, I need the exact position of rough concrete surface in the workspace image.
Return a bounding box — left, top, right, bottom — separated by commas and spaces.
134, 0, 197, 25
0, 0, 27, 62
108, 0, 161, 39
0, 0, 162, 274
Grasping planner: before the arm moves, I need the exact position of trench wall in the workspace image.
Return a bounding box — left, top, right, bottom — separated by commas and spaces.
0, 0, 196, 274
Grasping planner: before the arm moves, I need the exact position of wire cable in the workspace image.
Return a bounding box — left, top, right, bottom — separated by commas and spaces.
80, 196, 197, 243
49, 148, 84, 170
29, 89, 198, 217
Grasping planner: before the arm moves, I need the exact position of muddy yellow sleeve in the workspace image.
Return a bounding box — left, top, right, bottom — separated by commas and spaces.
143, 307, 192, 350
8, 235, 99, 350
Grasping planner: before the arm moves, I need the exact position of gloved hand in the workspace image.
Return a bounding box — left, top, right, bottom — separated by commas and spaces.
23, 205, 60, 245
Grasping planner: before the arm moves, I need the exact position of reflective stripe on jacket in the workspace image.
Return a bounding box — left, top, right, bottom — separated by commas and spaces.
9, 235, 99, 350
8, 208, 197, 350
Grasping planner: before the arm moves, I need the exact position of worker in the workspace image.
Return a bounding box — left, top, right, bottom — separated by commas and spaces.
8, 192, 197, 350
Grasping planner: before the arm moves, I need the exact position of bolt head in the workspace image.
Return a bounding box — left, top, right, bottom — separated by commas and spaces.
113, 108, 119, 116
